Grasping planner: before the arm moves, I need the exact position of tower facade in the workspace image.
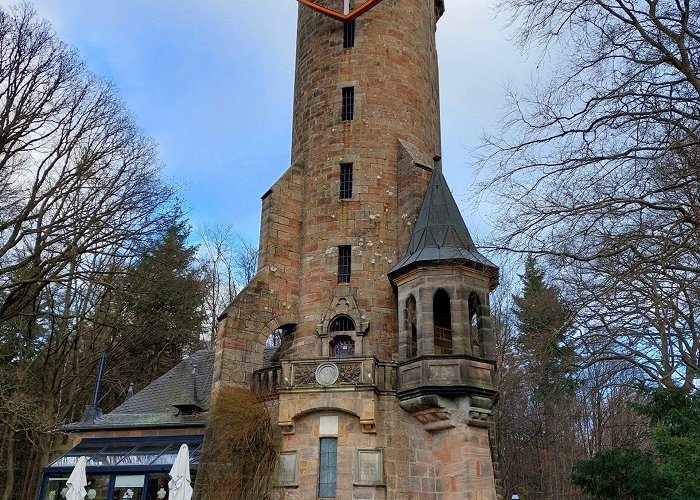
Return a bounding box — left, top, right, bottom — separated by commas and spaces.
214, 1, 501, 498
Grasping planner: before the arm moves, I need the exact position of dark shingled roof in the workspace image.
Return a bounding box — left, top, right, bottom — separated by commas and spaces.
388, 163, 499, 285
65, 350, 214, 431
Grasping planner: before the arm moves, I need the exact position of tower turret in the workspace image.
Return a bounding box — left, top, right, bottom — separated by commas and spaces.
388, 156, 499, 436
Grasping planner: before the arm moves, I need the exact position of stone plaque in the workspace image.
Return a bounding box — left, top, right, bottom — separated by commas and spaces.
315, 362, 339, 386
277, 451, 298, 486
401, 365, 422, 385
319, 415, 339, 436
355, 449, 384, 485
428, 362, 460, 381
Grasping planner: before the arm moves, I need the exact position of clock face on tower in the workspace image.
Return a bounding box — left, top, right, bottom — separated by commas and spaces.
296, 0, 385, 21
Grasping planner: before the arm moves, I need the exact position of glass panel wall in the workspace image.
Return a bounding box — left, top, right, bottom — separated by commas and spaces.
43, 477, 68, 500
85, 475, 110, 499
41, 436, 202, 500
113, 475, 145, 500
146, 473, 170, 500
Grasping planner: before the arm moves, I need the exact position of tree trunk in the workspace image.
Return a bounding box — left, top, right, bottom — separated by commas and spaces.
1, 430, 16, 500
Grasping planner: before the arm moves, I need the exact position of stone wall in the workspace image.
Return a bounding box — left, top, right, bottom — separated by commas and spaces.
289, 0, 442, 361
275, 393, 498, 500
212, 1, 502, 499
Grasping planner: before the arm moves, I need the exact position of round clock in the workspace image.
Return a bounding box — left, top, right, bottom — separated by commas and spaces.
296, 0, 385, 21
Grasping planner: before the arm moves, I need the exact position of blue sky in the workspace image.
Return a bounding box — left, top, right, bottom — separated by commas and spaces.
19, 0, 533, 244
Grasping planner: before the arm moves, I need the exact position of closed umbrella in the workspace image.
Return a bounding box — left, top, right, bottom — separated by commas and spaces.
65, 456, 87, 500
168, 444, 193, 500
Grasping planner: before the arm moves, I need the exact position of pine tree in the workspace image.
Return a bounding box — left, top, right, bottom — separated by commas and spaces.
107, 223, 206, 403
509, 256, 579, 498
572, 389, 700, 500
513, 256, 575, 400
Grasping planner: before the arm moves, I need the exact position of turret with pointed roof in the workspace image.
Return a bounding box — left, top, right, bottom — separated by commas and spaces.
389, 156, 498, 289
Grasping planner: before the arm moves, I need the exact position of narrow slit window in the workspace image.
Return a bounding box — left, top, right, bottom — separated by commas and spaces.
343, 20, 355, 48
341, 87, 354, 121
405, 295, 418, 358
338, 246, 351, 283
318, 437, 338, 498
340, 163, 353, 199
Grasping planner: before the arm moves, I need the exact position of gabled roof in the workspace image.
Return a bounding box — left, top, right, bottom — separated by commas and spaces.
65, 350, 214, 431
388, 163, 498, 284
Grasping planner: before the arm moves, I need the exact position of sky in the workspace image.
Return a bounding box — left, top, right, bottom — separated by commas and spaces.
15, 0, 534, 245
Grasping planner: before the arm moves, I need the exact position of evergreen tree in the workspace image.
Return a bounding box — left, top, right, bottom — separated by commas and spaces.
513, 256, 575, 400
106, 223, 206, 404
572, 389, 700, 499
508, 256, 579, 498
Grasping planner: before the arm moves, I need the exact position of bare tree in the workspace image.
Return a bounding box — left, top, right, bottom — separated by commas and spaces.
197, 224, 258, 346
0, 4, 177, 323
481, 0, 700, 387
0, 5, 183, 498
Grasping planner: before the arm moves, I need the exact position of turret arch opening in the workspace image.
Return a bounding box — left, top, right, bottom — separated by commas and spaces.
263, 323, 296, 367
433, 289, 452, 354
469, 292, 484, 357
404, 295, 418, 358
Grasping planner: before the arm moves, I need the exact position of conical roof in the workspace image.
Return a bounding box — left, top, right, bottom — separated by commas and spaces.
388, 161, 498, 284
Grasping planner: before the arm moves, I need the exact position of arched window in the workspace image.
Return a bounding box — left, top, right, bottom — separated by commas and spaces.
329, 316, 356, 357
405, 295, 418, 358
329, 315, 355, 333
433, 289, 452, 355
469, 292, 484, 357
263, 324, 296, 367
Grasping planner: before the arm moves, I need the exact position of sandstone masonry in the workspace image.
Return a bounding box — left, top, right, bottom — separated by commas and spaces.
214, 1, 502, 498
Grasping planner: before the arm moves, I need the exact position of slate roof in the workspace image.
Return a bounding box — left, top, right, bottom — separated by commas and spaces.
65, 349, 214, 431
388, 163, 499, 286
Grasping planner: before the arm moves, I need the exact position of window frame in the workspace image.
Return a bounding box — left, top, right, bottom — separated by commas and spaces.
343, 19, 356, 49
318, 437, 338, 498
337, 246, 351, 283
341, 87, 354, 121
339, 162, 353, 199
433, 288, 453, 355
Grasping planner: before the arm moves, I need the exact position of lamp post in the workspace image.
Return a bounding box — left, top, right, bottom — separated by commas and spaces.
511, 495, 520, 500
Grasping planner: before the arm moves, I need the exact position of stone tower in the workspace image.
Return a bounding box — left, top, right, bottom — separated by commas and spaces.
214, 0, 501, 498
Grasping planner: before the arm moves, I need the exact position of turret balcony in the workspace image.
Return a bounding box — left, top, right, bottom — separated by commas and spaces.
396, 354, 496, 401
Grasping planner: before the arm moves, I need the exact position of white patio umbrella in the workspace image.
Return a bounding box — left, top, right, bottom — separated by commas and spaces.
65, 456, 88, 500
168, 444, 193, 500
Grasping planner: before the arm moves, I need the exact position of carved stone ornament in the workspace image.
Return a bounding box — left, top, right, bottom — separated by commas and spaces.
338, 362, 362, 384
467, 408, 492, 428
294, 365, 317, 386
317, 289, 369, 338
315, 362, 340, 386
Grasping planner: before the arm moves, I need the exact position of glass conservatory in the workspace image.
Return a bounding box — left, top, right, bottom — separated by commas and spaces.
39, 435, 202, 500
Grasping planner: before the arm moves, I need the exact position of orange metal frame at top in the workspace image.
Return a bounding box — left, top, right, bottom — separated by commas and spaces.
296, 0, 385, 21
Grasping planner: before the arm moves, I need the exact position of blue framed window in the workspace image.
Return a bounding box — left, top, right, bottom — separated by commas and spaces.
318, 437, 338, 498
